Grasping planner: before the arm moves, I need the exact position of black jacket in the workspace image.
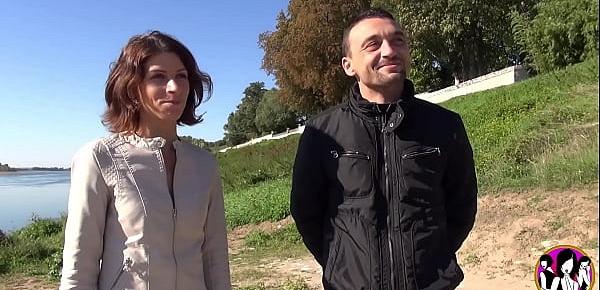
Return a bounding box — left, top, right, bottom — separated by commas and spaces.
290, 80, 477, 290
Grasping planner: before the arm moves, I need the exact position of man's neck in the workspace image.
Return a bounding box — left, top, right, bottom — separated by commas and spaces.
357, 81, 404, 104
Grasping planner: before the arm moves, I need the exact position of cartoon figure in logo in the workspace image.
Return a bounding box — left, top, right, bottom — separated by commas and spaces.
538, 254, 556, 290
551, 248, 579, 290
578, 256, 592, 290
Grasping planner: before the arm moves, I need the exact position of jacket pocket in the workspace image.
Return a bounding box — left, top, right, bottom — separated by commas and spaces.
324, 215, 373, 290
401, 146, 444, 205
411, 217, 462, 290
331, 150, 374, 198
109, 244, 149, 290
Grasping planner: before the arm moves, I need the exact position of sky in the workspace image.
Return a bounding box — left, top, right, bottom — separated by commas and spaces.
0, 0, 289, 168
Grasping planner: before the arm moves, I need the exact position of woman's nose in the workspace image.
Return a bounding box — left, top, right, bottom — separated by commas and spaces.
166, 79, 178, 92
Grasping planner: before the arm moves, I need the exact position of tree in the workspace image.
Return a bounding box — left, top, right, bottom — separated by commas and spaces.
255, 89, 300, 135
373, 0, 537, 92
179, 136, 226, 152
512, 0, 599, 73
260, 0, 371, 113
223, 82, 267, 146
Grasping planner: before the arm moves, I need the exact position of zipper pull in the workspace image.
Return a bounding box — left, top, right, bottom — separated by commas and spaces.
330, 150, 339, 159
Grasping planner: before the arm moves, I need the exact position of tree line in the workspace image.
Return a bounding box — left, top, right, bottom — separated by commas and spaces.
258, 0, 598, 112
220, 0, 597, 146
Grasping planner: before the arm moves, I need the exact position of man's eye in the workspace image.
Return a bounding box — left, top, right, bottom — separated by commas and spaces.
365, 41, 379, 50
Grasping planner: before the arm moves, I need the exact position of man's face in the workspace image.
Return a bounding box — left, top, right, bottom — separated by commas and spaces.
541, 261, 548, 270
342, 17, 410, 89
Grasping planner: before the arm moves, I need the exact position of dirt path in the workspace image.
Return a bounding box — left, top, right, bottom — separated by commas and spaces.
2, 188, 598, 289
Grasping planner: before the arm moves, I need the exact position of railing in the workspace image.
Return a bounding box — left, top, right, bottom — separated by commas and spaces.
218, 125, 305, 152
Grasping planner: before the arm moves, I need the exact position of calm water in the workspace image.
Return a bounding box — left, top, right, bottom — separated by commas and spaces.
0, 171, 70, 232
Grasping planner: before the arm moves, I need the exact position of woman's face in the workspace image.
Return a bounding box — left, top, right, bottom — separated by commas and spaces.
138, 52, 190, 125
561, 257, 574, 274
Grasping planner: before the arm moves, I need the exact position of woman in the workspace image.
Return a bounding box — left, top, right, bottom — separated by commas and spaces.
578, 256, 592, 290
550, 248, 579, 290
538, 254, 556, 290
60, 31, 231, 290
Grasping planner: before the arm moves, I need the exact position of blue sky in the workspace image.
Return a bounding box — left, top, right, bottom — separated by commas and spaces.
0, 0, 288, 168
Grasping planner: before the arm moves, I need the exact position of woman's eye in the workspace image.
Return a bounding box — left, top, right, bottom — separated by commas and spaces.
176, 73, 188, 79
149, 74, 166, 80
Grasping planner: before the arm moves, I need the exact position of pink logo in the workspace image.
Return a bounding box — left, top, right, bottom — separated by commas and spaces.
535, 245, 595, 290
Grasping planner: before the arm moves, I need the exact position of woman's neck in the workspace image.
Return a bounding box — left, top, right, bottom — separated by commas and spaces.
135, 123, 178, 145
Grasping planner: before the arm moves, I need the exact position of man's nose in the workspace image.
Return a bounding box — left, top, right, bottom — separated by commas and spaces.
380, 40, 397, 58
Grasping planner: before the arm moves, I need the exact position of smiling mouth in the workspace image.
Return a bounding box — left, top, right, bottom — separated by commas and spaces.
377, 63, 401, 70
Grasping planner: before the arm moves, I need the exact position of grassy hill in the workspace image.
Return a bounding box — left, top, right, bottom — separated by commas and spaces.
219, 57, 598, 227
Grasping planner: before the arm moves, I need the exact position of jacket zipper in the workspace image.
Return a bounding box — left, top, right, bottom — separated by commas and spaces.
330, 150, 371, 160
109, 257, 133, 290
158, 149, 178, 290
401, 147, 441, 159
381, 114, 396, 290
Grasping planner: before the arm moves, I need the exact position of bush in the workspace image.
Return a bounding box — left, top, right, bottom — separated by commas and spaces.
0, 216, 65, 278
512, 0, 599, 73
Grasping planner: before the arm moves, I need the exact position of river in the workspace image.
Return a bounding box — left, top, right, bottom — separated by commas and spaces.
0, 171, 70, 232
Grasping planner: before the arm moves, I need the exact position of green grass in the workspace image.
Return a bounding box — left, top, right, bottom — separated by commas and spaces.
244, 224, 303, 249
236, 224, 306, 263
217, 136, 299, 194
236, 279, 311, 290
231, 225, 309, 288
0, 216, 65, 280
225, 178, 292, 228
442, 58, 598, 193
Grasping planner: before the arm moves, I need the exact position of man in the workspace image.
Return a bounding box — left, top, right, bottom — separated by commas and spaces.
290, 8, 477, 290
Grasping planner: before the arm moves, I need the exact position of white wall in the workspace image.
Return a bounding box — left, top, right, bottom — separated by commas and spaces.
415, 65, 528, 104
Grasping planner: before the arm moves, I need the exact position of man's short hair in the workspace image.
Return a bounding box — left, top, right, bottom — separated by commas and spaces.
342, 8, 396, 57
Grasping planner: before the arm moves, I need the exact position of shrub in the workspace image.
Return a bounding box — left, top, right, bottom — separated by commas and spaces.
512, 0, 599, 73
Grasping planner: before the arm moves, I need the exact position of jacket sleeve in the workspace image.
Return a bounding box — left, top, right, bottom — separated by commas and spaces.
202, 167, 232, 290
290, 124, 327, 265
443, 116, 478, 254
60, 142, 109, 290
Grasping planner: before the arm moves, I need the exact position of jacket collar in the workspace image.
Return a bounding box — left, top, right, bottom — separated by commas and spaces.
347, 79, 415, 122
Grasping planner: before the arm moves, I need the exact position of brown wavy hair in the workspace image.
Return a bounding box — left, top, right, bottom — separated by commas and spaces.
102, 30, 212, 133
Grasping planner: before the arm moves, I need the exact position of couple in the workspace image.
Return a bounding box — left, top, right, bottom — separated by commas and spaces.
60, 8, 477, 290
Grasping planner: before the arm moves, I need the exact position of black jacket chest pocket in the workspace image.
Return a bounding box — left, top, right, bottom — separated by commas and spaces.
401, 146, 445, 203
331, 150, 374, 199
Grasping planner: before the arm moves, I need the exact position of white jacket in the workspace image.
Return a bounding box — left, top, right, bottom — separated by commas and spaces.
60, 133, 231, 290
